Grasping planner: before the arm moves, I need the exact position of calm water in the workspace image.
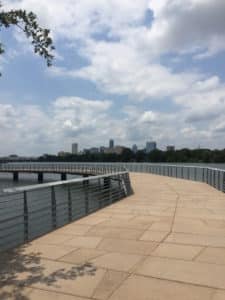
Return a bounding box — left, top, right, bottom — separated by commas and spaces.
0, 168, 124, 251
0, 173, 80, 193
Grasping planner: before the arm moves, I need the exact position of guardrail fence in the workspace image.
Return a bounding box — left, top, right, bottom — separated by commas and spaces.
0, 162, 126, 175
116, 163, 225, 193
0, 171, 132, 252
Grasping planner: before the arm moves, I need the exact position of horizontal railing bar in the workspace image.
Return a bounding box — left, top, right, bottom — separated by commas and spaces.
3, 171, 128, 194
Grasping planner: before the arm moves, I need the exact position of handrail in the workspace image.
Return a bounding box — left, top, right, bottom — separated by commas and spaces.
3, 171, 129, 194
0, 169, 132, 252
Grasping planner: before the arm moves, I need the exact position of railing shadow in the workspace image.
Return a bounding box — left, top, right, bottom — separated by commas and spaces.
0, 245, 97, 299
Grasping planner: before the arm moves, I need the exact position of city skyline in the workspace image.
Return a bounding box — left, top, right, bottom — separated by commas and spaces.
1, 1, 225, 156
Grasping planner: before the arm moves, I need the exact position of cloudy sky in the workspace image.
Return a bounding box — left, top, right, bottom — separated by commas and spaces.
0, 0, 225, 155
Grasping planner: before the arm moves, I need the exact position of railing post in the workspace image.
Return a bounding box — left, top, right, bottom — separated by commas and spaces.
187, 168, 190, 180
24, 191, 29, 242
68, 185, 72, 222
223, 172, 225, 193
51, 186, 57, 229
84, 180, 89, 214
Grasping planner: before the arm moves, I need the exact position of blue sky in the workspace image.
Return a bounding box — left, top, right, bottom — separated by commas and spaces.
1, 0, 225, 156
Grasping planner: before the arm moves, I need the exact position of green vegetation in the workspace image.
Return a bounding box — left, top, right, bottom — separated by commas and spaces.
0, 2, 54, 75
39, 148, 225, 163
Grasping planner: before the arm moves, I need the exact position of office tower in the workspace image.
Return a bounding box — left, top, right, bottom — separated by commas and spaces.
72, 143, 78, 154
146, 141, 157, 153
132, 144, 138, 153
109, 139, 114, 149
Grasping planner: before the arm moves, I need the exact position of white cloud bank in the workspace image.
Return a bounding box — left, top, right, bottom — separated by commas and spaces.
1, 0, 225, 152
0, 96, 224, 155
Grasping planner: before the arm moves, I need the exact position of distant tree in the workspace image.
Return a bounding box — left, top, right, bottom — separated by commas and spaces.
0, 2, 54, 75
121, 148, 134, 162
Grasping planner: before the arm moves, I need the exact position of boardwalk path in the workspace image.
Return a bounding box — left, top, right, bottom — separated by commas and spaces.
1, 173, 225, 299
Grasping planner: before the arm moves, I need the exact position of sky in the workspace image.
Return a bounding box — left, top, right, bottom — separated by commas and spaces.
0, 0, 225, 156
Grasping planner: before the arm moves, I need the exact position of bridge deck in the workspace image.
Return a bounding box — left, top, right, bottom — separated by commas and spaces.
1, 173, 225, 300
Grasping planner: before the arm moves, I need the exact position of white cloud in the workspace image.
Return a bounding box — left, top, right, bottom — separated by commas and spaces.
2, 0, 225, 150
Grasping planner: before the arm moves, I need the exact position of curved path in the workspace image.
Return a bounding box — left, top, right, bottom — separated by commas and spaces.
1, 173, 225, 300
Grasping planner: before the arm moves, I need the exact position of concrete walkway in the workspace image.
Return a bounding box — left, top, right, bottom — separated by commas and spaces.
1, 173, 225, 300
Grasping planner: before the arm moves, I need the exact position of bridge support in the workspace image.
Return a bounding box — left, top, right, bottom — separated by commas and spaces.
61, 173, 67, 181
38, 172, 43, 182
13, 172, 19, 181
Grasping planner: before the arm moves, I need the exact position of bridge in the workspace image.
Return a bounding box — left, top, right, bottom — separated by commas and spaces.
0, 162, 126, 182
1, 172, 225, 299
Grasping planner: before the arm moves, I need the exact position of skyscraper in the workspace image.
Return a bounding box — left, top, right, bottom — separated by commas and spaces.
72, 143, 78, 154
146, 141, 157, 153
132, 144, 138, 153
109, 139, 114, 149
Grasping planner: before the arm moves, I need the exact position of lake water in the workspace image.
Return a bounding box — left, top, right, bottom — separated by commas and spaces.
0, 173, 80, 194
0, 169, 126, 251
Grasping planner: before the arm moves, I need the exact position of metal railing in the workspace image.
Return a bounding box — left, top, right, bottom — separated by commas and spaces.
111, 163, 225, 193
0, 162, 126, 175
0, 171, 132, 252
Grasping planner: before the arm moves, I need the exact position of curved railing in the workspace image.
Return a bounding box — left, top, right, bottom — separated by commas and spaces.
117, 163, 225, 193
0, 167, 132, 252
0, 162, 126, 175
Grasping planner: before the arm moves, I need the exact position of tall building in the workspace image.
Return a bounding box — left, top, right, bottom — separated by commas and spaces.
109, 139, 114, 149
167, 145, 175, 151
100, 146, 106, 153
132, 144, 138, 153
72, 143, 78, 154
146, 141, 157, 153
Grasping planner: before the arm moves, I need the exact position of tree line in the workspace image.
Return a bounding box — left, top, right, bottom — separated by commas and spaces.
38, 148, 225, 163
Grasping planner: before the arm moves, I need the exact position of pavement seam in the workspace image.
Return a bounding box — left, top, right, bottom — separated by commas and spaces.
25, 285, 93, 299
131, 273, 225, 291
192, 246, 207, 261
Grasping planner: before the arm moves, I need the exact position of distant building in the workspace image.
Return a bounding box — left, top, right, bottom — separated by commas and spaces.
72, 143, 78, 154
109, 139, 114, 149
146, 141, 157, 153
9, 154, 18, 158
100, 146, 106, 153
58, 151, 70, 157
167, 145, 175, 151
104, 146, 126, 155
132, 144, 138, 153
89, 147, 99, 154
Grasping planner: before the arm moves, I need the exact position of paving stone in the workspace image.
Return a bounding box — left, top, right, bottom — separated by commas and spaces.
212, 290, 225, 300
18, 243, 78, 260
64, 236, 103, 249
108, 275, 214, 300
31, 259, 106, 298
91, 252, 144, 272
97, 238, 158, 255
55, 224, 92, 236
86, 226, 144, 240
93, 270, 128, 300
196, 247, 225, 265
31, 232, 74, 245
139, 230, 169, 242
166, 232, 225, 247
173, 217, 225, 235
135, 256, 225, 289
151, 243, 202, 260
0, 287, 87, 300
59, 248, 106, 264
